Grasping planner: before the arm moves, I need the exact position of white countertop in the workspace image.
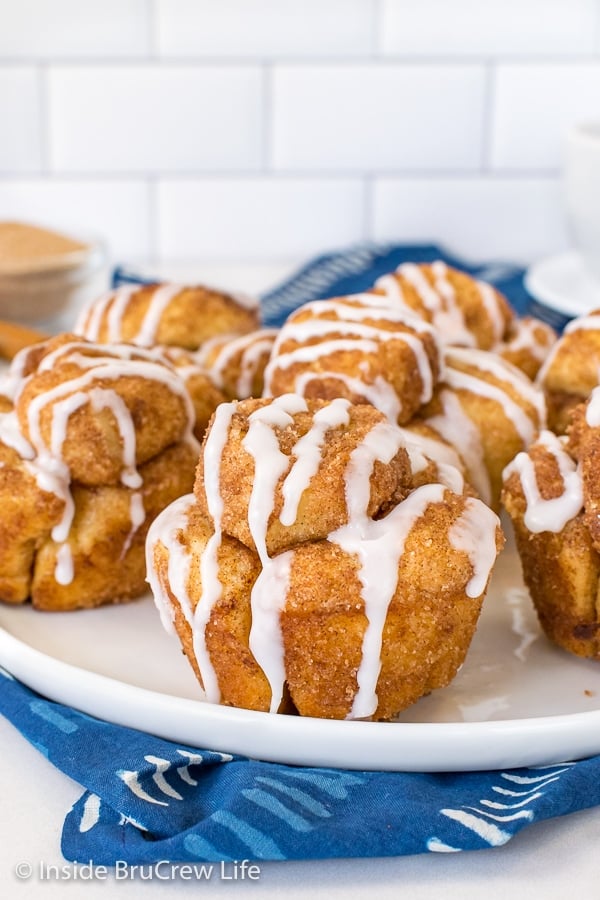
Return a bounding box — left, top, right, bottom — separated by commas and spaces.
1, 258, 599, 897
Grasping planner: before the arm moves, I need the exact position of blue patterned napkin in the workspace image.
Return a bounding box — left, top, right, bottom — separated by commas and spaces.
0, 244, 583, 866
2, 668, 600, 865
113, 241, 535, 328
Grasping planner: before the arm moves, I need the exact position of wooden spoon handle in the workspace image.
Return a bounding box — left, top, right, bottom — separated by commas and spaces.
0, 320, 48, 360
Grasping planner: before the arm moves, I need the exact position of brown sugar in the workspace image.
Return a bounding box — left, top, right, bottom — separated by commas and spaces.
0, 221, 89, 274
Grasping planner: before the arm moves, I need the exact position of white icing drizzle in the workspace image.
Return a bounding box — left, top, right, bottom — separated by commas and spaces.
397, 427, 465, 494
280, 397, 352, 526
275, 319, 436, 403
265, 311, 438, 423
430, 261, 475, 347
287, 296, 435, 330
36, 341, 167, 373
476, 280, 506, 343
448, 497, 499, 597
503, 431, 583, 533
586, 384, 600, 427
565, 313, 600, 334
75, 286, 138, 341
0, 411, 35, 459
89, 388, 143, 489
0, 347, 33, 402
106, 286, 140, 342
337, 481, 447, 719
120, 491, 146, 559
243, 395, 308, 712
376, 264, 508, 350
246, 549, 295, 713
266, 338, 381, 380
44, 391, 87, 578
150, 396, 501, 720
372, 274, 406, 304
145, 493, 197, 638
26, 356, 198, 458
397, 263, 442, 313
235, 335, 277, 398
425, 389, 491, 505
292, 370, 402, 424
201, 329, 278, 399
276, 318, 404, 345
447, 347, 546, 425
133, 283, 182, 347
398, 426, 463, 476
54, 543, 74, 586
500, 318, 554, 363
320, 422, 443, 719
442, 355, 540, 446
77, 283, 257, 343
74, 288, 113, 339
243, 398, 301, 565
35, 381, 146, 583
536, 312, 600, 387
8, 343, 197, 589
196, 401, 239, 703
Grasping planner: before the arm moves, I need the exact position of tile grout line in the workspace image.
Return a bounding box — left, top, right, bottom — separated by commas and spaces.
147, 176, 159, 262
3, 54, 600, 67
37, 62, 50, 176
262, 63, 273, 173
594, 0, 600, 56
371, 0, 383, 58
0, 170, 564, 181
146, 0, 158, 60
480, 60, 496, 174
363, 174, 375, 242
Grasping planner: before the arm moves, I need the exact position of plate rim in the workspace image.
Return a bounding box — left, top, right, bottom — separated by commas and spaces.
525, 249, 600, 317
3, 619, 600, 773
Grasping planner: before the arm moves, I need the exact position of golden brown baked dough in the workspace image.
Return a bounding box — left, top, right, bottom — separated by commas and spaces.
13, 335, 195, 486
0, 440, 65, 604
415, 346, 546, 510
196, 328, 278, 400
147, 395, 503, 721
158, 345, 227, 440
0, 334, 200, 610
371, 261, 514, 350
536, 309, 600, 433
263, 293, 442, 425
502, 423, 600, 658
75, 282, 260, 351
32, 442, 197, 611
495, 315, 557, 380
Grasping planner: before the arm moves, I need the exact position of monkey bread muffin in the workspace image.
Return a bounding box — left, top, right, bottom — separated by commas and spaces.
147, 394, 503, 721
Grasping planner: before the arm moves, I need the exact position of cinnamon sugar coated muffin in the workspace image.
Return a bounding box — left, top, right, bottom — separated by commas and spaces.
75, 282, 260, 351
147, 395, 503, 720
0, 334, 202, 610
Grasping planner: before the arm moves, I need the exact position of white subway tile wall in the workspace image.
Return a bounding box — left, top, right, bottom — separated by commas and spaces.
48, 65, 264, 172
0, 0, 597, 268
272, 65, 486, 171
157, 178, 366, 259
0, 68, 41, 172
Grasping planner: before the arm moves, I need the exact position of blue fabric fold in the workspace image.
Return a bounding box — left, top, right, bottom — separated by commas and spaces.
1, 668, 599, 865
112, 241, 536, 327
257, 242, 533, 327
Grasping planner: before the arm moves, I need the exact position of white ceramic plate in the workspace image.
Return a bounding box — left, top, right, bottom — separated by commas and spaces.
2, 533, 600, 773
525, 249, 600, 319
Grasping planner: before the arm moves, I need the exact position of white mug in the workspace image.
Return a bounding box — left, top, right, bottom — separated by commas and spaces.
564, 121, 600, 281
